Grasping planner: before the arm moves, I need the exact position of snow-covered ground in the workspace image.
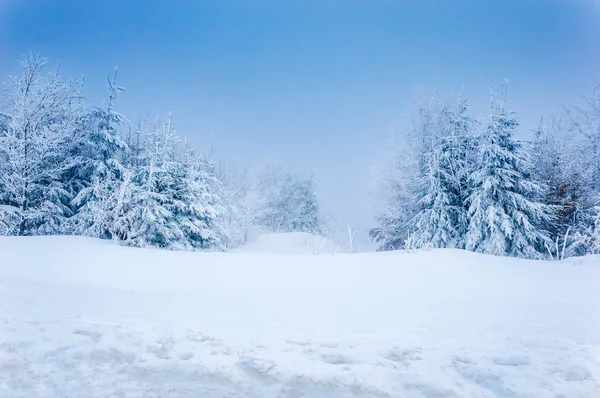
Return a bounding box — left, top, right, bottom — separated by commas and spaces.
1, 235, 599, 397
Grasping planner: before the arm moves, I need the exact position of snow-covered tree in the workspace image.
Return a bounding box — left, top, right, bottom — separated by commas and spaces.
554, 83, 600, 256
0, 54, 275, 251
219, 160, 324, 246
531, 116, 590, 258
465, 86, 552, 259
286, 175, 321, 234
370, 145, 420, 251
107, 115, 228, 250
0, 54, 85, 235
566, 83, 600, 193
256, 162, 291, 232
588, 207, 600, 254
218, 162, 268, 247
371, 92, 450, 250
176, 143, 227, 250
72, 165, 138, 241
371, 107, 422, 250
121, 114, 186, 248
411, 95, 475, 249
69, 68, 129, 236
261, 173, 322, 234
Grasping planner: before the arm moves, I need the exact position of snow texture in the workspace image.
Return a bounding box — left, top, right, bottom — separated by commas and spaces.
1, 235, 599, 397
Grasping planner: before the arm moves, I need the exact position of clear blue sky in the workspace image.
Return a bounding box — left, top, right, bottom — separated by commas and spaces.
1, 0, 599, 231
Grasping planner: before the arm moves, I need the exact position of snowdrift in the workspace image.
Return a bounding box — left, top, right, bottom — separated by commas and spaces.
1, 236, 599, 397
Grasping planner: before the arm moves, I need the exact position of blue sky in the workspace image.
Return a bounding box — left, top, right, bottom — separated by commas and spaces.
1, 0, 599, 231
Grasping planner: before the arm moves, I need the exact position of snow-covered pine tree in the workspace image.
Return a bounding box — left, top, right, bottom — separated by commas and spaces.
124, 114, 185, 249
73, 113, 228, 251
445, 96, 478, 242
70, 68, 129, 237
175, 142, 227, 250
74, 165, 138, 241
465, 85, 552, 259
262, 173, 322, 235
288, 176, 321, 234
412, 151, 460, 248
371, 92, 444, 250
411, 95, 474, 249
0, 54, 85, 235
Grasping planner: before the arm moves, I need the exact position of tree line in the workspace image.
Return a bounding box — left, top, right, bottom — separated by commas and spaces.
0, 54, 322, 249
2, 54, 600, 259
371, 84, 600, 259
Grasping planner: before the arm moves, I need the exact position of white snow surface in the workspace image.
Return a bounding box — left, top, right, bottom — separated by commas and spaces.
1, 235, 599, 397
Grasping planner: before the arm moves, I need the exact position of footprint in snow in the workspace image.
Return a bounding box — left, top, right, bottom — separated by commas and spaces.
285, 339, 313, 347
404, 382, 460, 398
453, 359, 517, 397
186, 332, 222, 345
72, 329, 102, 343
492, 355, 530, 367
147, 337, 175, 359
320, 342, 338, 348
451, 355, 475, 365
554, 365, 592, 382
320, 353, 358, 365
382, 346, 423, 364
237, 356, 277, 380
177, 352, 194, 361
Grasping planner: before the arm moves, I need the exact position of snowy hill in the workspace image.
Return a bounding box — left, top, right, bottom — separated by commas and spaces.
1, 236, 599, 397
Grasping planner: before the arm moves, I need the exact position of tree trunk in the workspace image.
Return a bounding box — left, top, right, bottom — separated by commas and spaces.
19, 195, 27, 236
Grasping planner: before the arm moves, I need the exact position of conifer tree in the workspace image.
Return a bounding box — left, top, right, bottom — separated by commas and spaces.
465, 86, 551, 259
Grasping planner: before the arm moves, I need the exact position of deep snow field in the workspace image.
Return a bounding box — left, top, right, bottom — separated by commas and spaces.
0, 234, 599, 397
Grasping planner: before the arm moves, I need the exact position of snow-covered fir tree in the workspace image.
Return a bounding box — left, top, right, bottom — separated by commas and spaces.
264, 174, 322, 235
370, 93, 433, 250
176, 143, 227, 250
286, 176, 321, 234
123, 114, 188, 249
465, 86, 552, 259
444, 96, 479, 233
411, 95, 475, 249
371, 92, 475, 250
70, 68, 129, 237
100, 115, 228, 250
74, 166, 138, 242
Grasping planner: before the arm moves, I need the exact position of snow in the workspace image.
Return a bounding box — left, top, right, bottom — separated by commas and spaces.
1, 235, 599, 397
237, 232, 340, 255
